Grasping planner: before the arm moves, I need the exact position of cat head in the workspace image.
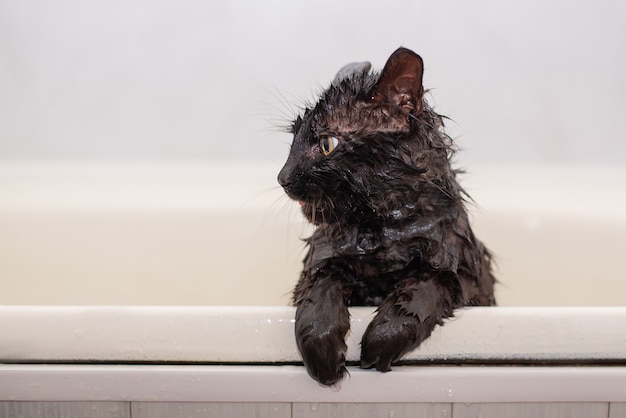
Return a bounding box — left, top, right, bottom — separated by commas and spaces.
278, 47, 453, 226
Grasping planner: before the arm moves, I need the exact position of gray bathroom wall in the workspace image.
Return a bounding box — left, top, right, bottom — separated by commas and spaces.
1, 0, 625, 165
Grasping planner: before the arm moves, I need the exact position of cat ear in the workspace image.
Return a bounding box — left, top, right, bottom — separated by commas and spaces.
372, 47, 424, 114
332, 61, 371, 87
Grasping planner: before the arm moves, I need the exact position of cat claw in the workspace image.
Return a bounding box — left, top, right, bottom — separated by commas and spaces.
359, 346, 396, 372
301, 348, 347, 386
310, 363, 347, 387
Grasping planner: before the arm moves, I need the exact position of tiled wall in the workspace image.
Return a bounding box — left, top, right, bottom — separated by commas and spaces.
1, 402, 625, 418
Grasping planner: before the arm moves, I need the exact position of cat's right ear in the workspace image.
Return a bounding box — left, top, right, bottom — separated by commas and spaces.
372, 48, 424, 114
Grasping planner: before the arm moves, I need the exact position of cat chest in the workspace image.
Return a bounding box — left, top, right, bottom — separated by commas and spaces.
309, 227, 429, 278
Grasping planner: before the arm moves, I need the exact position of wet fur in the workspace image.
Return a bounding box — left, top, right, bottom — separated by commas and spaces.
278, 48, 496, 386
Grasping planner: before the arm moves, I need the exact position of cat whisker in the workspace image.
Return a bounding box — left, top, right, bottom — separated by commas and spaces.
424, 177, 455, 201
267, 194, 292, 219
258, 86, 300, 122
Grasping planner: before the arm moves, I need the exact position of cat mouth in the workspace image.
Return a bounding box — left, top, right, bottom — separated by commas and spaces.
296, 199, 317, 222
297, 199, 338, 226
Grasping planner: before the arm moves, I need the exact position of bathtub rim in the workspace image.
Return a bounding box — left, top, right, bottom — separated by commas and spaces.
1, 306, 625, 364
2, 306, 626, 403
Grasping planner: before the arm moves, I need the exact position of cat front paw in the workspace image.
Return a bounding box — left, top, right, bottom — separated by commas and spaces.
360, 308, 421, 372
297, 322, 348, 386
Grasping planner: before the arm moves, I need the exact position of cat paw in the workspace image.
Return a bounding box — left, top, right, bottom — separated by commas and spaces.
297, 324, 348, 386
360, 309, 421, 372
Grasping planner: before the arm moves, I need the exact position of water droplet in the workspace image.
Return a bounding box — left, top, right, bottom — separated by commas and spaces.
388, 410, 395, 418
447, 388, 454, 398
310, 403, 319, 412
330, 381, 342, 392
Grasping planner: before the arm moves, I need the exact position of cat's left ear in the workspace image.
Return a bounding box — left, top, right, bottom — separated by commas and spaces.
372, 47, 424, 114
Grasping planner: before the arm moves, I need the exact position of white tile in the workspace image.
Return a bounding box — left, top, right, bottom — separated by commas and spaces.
610, 403, 626, 418
293, 402, 451, 418
132, 402, 290, 418
452, 402, 609, 418
0, 402, 129, 418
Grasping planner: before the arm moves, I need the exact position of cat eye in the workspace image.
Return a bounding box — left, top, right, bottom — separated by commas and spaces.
320, 136, 339, 156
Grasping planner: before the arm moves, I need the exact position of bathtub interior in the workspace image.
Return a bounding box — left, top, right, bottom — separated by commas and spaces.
1, 161, 625, 306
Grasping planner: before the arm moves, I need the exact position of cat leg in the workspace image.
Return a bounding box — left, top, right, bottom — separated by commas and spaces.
295, 274, 351, 386
360, 272, 461, 372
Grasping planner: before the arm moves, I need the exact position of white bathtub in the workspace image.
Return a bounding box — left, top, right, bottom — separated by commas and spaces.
1, 161, 625, 417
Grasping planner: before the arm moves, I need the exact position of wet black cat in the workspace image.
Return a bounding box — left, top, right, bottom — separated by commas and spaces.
278, 47, 496, 386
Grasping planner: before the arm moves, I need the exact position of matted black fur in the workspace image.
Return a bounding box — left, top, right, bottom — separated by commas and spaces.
278, 47, 496, 386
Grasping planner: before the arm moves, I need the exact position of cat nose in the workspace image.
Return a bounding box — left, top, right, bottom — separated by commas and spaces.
277, 165, 291, 188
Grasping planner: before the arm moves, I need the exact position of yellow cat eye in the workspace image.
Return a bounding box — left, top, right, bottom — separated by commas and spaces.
320, 136, 339, 156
